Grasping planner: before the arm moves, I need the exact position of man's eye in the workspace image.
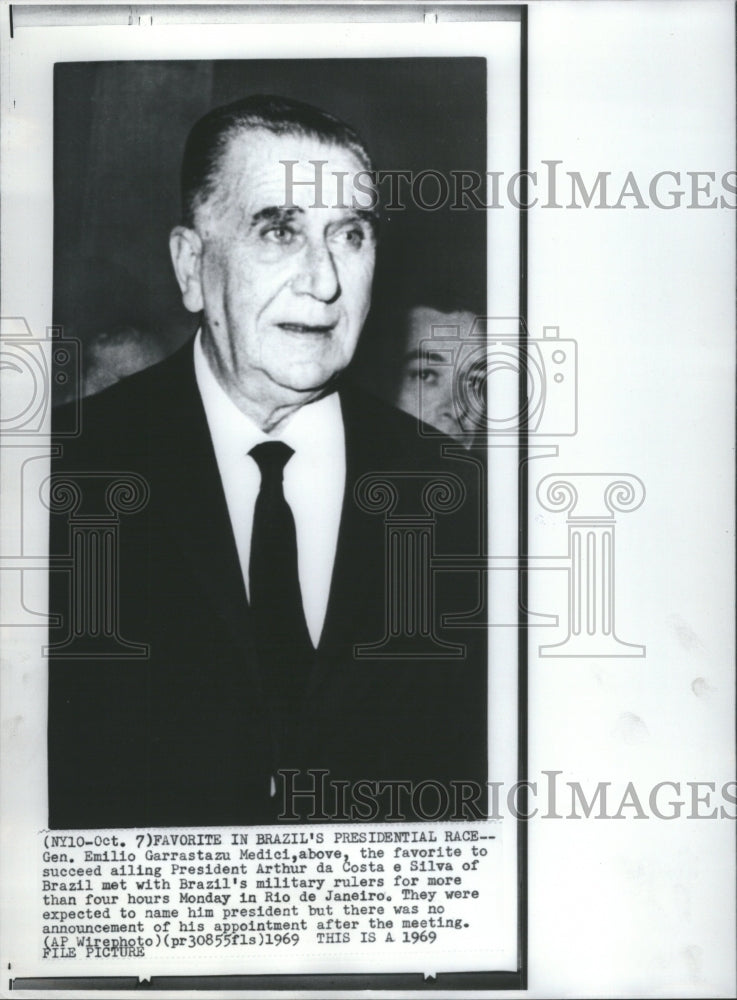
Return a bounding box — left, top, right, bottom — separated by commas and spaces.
332, 225, 366, 249
344, 227, 365, 247
262, 225, 295, 244
405, 366, 439, 386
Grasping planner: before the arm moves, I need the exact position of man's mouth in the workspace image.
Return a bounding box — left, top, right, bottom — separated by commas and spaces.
277, 322, 336, 334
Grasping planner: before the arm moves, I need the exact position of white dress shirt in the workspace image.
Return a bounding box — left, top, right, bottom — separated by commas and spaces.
194, 332, 346, 647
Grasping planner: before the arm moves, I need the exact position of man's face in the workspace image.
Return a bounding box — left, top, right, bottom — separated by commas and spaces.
395, 306, 483, 445
173, 129, 376, 414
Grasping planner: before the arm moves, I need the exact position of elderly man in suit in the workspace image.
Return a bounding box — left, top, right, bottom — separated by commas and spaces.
48, 95, 487, 828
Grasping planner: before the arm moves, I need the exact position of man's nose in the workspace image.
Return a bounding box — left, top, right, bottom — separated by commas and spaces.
291, 239, 340, 302
426, 391, 462, 432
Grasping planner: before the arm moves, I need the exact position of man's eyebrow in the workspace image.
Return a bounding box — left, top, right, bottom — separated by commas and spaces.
249, 205, 304, 228
325, 208, 380, 234
401, 348, 448, 365
248, 205, 379, 233
354, 207, 380, 232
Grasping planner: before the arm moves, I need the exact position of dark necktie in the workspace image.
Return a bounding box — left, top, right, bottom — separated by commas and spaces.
248, 441, 313, 730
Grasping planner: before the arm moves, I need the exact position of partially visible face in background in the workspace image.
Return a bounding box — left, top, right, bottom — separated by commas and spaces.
83, 327, 166, 397
394, 306, 484, 446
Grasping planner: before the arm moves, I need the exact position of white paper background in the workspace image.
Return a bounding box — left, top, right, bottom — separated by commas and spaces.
526, 1, 735, 997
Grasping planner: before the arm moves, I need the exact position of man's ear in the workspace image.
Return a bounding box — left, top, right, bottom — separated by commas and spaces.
169, 226, 204, 313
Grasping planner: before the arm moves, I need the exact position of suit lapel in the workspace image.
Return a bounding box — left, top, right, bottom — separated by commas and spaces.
310, 384, 388, 675
144, 356, 390, 716
144, 343, 266, 689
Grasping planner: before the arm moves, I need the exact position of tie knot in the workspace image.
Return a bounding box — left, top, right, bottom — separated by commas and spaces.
249, 441, 294, 482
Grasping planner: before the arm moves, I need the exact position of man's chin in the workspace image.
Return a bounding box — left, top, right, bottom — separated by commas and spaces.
272, 363, 343, 398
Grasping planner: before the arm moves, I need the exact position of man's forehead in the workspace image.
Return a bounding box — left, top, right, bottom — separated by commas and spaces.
407, 308, 476, 344
220, 127, 372, 212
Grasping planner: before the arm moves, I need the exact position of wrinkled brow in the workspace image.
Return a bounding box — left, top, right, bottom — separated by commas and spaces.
402, 348, 450, 365
249, 205, 303, 229
249, 205, 378, 233
353, 207, 380, 234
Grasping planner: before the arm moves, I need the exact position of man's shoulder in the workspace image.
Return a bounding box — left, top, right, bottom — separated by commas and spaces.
52, 340, 196, 463
339, 382, 481, 550
70, 338, 192, 417
339, 379, 464, 469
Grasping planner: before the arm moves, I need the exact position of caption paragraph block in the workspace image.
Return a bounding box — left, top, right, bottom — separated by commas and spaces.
36, 822, 507, 974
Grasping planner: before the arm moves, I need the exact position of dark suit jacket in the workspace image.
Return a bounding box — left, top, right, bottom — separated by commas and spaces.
48, 341, 487, 827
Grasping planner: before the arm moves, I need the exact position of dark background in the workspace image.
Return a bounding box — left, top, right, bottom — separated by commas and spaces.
53, 58, 487, 397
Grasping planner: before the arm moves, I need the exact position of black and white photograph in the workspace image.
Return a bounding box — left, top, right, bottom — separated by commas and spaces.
46, 59, 494, 832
